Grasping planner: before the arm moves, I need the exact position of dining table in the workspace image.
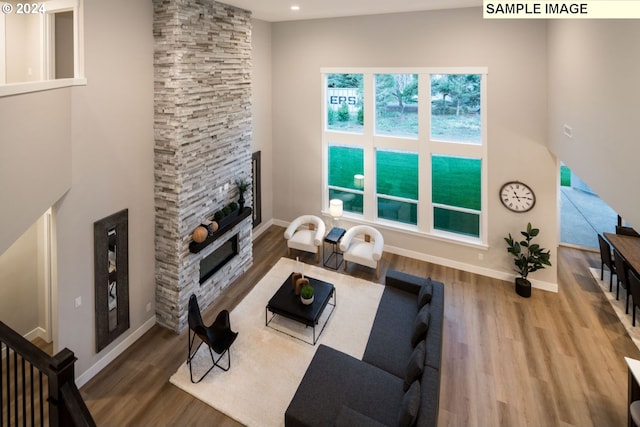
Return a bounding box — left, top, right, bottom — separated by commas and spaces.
604, 232, 640, 275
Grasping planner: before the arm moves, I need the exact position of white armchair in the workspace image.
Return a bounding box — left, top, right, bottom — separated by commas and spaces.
339, 225, 384, 278
284, 215, 326, 262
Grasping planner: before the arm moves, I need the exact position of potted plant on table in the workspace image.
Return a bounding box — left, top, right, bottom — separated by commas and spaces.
300, 283, 315, 305
504, 222, 552, 298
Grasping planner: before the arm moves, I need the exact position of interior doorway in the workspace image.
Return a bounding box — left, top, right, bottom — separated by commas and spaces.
0, 209, 55, 347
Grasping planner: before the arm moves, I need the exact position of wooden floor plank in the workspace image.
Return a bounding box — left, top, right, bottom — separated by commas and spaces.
79, 225, 640, 426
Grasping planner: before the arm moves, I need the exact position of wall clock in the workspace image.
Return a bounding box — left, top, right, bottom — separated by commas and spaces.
500, 181, 536, 212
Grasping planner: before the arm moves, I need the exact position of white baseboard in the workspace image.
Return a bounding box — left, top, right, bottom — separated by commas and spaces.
252, 219, 274, 240
274, 217, 558, 293
76, 316, 157, 388
24, 326, 48, 342
383, 243, 558, 293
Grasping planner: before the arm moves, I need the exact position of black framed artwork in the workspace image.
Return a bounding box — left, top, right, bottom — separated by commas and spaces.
252, 151, 262, 228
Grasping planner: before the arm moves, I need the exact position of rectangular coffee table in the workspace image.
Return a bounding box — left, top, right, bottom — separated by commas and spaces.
265, 273, 336, 345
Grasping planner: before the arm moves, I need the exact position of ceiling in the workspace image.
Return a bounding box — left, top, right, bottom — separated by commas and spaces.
220, 0, 482, 22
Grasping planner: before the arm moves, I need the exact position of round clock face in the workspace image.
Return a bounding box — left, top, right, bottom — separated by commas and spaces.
500, 181, 536, 212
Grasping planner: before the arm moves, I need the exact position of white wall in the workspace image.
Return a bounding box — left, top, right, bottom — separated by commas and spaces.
0, 88, 72, 256
271, 8, 558, 287
547, 20, 640, 229
251, 18, 273, 231
53, 0, 155, 377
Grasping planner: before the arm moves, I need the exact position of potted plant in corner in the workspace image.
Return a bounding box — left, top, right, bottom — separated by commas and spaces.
504, 222, 552, 298
235, 179, 251, 212
300, 283, 315, 305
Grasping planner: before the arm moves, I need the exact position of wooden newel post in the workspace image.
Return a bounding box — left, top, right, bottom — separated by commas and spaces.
48, 348, 77, 427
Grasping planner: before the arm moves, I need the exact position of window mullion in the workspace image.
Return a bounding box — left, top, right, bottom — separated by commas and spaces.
418, 73, 431, 233
362, 73, 376, 222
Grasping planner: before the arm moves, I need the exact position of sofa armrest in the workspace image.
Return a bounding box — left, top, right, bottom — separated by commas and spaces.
385, 270, 430, 295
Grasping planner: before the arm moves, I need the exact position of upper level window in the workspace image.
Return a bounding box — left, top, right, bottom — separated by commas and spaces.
431, 74, 481, 144
0, 0, 85, 96
375, 73, 418, 138
326, 73, 363, 134
323, 67, 488, 245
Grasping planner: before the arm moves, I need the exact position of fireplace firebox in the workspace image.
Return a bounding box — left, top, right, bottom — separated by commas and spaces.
199, 234, 238, 284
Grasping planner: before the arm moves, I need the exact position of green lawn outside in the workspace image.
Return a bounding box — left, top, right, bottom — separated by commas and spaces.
328, 146, 481, 210
327, 111, 481, 143
560, 165, 571, 187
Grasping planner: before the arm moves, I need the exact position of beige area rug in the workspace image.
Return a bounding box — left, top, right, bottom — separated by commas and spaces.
589, 267, 640, 348
170, 257, 384, 427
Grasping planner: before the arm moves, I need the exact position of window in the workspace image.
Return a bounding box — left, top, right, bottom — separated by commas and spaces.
328, 144, 364, 214
376, 149, 418, 225
323, 68, 487, 244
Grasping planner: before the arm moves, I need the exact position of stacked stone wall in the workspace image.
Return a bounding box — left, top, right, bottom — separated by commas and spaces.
153, 0, 252, 332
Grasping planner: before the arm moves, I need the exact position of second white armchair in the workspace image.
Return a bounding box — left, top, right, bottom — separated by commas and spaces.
283, 215, 326, 262
339, 225, 384, 278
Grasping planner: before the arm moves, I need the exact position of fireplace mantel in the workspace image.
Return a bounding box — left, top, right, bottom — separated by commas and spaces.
189, 207, 252, 254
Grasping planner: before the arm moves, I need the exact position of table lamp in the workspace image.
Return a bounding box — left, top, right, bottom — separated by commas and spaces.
329, 199, 343, 228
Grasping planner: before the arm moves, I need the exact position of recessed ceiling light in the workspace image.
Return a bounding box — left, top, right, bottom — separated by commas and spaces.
290, 5, 300, 11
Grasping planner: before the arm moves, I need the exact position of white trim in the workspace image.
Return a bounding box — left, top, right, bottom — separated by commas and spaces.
0, 11, 5, 84
42, 209, 53, 343
252, 218, 274, 240
0, 77, 86, 97
75, 316, 156, 388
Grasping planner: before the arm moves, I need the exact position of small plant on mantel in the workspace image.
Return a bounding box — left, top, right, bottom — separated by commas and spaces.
504, 222, 552, 298
235, 179, 251, 210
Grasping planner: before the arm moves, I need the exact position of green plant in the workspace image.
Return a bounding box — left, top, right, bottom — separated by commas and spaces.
235, 179, 250, 196
504, 222, 552, 280
228, 202, 238, 211
300, 284, 314, 299
213, 210, 224, 221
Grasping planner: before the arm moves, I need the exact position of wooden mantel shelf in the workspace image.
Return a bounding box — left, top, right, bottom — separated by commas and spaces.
189, 207, 252, 254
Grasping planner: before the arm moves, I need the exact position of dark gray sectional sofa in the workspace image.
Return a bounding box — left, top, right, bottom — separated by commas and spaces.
285, 270, 444, 427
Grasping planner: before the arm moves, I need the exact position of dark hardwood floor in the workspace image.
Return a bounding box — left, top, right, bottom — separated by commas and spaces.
80, 225, 640, 426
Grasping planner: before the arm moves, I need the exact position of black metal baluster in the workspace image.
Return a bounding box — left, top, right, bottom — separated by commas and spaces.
38, 371, 43, 427
13, 351, 18, 427
1, 344, 4, 427
29, 364, 34, 427
21, 357, 26, 427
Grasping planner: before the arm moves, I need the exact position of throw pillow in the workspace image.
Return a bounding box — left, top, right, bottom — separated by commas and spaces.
411, 304, 430, 347
404, 340, 425, 391
397, 380, 421, 427
417, 278, 433, 308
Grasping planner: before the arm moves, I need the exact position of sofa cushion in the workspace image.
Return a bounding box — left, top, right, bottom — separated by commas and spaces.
411, 304, 430, 347
285, 345, 404, 427
424, 282, 444, 371
362, 286, 419, 378
404, 340, 425, 391
398, 380, 421, 427
417, 279, 433, 308
335, 405, 388, 427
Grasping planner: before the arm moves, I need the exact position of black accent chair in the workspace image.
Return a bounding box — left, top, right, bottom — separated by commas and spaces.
614, 249, 630, 313
187, 294, 238, 383
629, 269, 640, 327
598, 234, 616, 291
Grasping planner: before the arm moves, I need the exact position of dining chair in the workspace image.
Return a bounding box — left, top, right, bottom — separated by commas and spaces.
628, 269, 640, 327
187, 294, 238, 383
598, 234, 616, 291
616, 225, 640, 238
614, 249, 631, 313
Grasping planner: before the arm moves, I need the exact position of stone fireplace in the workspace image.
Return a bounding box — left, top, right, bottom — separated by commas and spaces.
153, 0, 253, 332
